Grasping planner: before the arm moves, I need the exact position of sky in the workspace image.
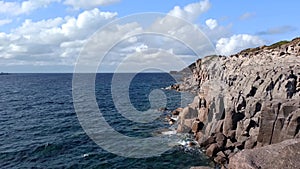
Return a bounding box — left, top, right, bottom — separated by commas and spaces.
0, 0, 299, 73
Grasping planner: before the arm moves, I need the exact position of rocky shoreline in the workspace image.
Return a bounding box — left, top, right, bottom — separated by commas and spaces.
168, 38, 300, 169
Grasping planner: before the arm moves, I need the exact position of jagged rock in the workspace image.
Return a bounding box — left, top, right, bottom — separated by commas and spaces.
215, 133, 226, 148
217, 151, 227, 158
224, 149, 232, 156
280, 109, 300, 141
228, 138, 300, 169
237, 135, 248, 143
177, 106, 198, 133
223, 110, 233, 136
214, 155, 227, 165
214, 120, 224, 133
195, 131, 204, 143
225, 139, 235, 150
180, 106, 198, 120
244, 136, 257, 149
172, 107, 183, 115
257, 100, 300, 145
206, 143, 219, 157
191, 120, 203, 133
198, 108, 209, 122
233, 142, 244, 150
173, 38, 300, 166
257, 101, 281, 146
227, 130, 236, 141
200, 136, 216, 148
249, 127, 259, 137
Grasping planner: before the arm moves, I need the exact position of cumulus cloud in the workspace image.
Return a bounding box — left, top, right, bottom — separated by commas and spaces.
114, 49, 188, 72
0, 0, 60, 16
205, 18, 218, 30
0, 0, 262, 72
64, 0, 120, 9
216, 34, 264, 56
168, 0, 210, 21
0, 8, 117, 66
0, 0, 229, 72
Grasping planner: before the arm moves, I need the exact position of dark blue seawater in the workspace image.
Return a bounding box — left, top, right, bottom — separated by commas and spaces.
0, 73, 210, 169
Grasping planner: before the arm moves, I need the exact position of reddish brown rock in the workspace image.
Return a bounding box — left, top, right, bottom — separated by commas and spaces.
214, 155, 227, 165
215, 133, 226, 148
225, 139, 235, 150
200, 136, 216, 148
206, 143, 219, 157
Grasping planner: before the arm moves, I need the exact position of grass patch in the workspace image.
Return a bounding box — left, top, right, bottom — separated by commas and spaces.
267, 40, 290, 49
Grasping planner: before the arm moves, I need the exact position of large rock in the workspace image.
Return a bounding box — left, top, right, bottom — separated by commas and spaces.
257, 100, 300, 145
228, 138, 300, 169
177, 106, 198, 133
173, 38, 300, 165
190, 167, 213, 169
206, 143, 219, 157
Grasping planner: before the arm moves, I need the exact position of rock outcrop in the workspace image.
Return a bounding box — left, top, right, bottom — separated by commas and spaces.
172, 38, 300, 167
228, 138, 300, 169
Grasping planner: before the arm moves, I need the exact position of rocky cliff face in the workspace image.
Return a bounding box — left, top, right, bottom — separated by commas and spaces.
172, 38, 300, 167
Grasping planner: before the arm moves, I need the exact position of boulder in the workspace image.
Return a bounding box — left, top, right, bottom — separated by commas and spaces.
206, 143, 219, 157
200, 136, 216, 148
214, 155, 227, 165
228, 138, 300, 169
180, 106, 198, 120
215, 133, 226, 148
192, 120, 204, 133
257, 101, 280, 146
198, 108, 209, 122
225, 139, 235, 150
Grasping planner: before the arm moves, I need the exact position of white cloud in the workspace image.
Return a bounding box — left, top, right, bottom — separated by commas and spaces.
216, 34, 264, 56
135, 44, 148, 52
205, 18, 218, 30
0, 0, 60, 16
239, 12, 255, 20
168, 0, 210, 21
64, 0, 120, 9
0, 8, 117, 65
114, 49, 188, 72
0, 0, 266, 73
0, 19, 12, 26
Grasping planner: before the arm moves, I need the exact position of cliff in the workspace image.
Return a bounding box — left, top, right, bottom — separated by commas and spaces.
172, 38, 300, 168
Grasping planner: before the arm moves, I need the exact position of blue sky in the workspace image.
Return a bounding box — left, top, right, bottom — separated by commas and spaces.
0, 0, 299, 73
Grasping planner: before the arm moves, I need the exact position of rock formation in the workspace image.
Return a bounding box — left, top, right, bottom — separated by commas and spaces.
171, 38, 300, 168
228, 138, 300, 169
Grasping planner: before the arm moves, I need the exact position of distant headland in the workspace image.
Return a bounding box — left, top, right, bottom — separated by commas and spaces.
0, 72, 9, 75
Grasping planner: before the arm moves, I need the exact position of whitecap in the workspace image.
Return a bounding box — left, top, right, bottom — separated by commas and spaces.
161, 130, 177, 135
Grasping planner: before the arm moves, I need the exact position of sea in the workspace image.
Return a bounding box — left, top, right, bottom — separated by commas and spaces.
0, 73, 210, 169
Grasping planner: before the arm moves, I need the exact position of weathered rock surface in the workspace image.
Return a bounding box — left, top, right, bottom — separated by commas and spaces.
228, 138, 300, 169
172, 38, 300, 167
190, 167, 213, 169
